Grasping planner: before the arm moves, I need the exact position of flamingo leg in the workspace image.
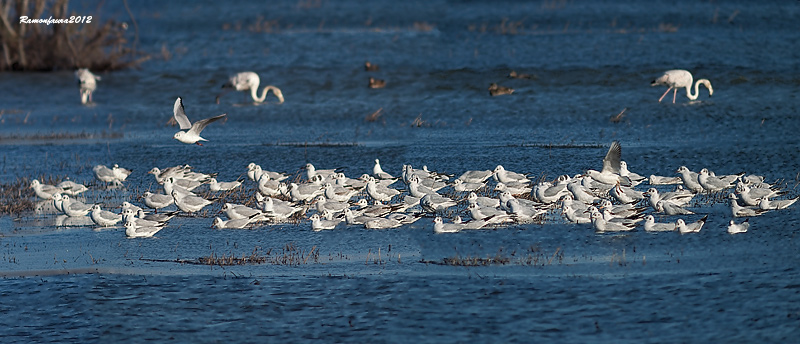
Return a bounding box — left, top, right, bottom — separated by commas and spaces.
672, 88, 677, 104
658, 87, 672, 102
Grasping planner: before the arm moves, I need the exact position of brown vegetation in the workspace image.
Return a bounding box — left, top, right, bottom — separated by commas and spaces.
0, 0, 149, 71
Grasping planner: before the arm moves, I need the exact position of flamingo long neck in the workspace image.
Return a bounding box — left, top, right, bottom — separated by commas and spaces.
685, 79, 712, 100
251, 84, 285, 103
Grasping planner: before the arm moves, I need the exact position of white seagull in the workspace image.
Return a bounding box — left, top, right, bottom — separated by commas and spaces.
125, 221, 163, 238
585, 141, 632, 186
643, 215, 675, 232
675, 215, 708, 234
90, 205, 122, 227
172, 97, 227, 145
651, 69, 713, 104
727, 219, 750, 234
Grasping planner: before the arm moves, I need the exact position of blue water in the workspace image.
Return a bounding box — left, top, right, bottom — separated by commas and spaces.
2, 0, 800, 342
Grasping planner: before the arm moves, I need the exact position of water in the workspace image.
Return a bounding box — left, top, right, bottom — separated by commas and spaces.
1, 0, 800, 342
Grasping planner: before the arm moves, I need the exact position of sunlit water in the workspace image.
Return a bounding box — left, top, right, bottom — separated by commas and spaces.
1, 1, 799, 342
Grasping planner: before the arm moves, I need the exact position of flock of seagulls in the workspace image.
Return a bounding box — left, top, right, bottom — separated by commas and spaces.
25, 140, 796, 238
44, 66, 768, 239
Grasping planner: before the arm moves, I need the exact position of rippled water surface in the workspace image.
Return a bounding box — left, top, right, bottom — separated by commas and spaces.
1, 1, 800, 342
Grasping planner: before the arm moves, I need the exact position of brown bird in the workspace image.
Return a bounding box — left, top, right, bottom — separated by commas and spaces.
369, 77, 386, 89
364, 61, 379, 71
488, 83, 513, 96
508, 70, 533, 79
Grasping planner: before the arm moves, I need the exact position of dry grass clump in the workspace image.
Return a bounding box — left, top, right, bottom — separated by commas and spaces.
145, 243, 320, 267
422, 246, 564, 267
0, 175, 65, 215
0, 0, 149, 71
0, 178, 36, 215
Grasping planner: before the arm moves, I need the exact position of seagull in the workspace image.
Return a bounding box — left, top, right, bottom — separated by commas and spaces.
507, 199, 546, 223
735, 182, 781, 207
163, 177, 200, 195
222, 203, 267, 221
566, 180, 600, 204
122, 208, 166, 228
452, 216, 493, 230
261, 197, 303, 222
758, 196, 798, 210
729, 193, 768, 217
433, 217, 462, 234
172, 97, 227, 145
208, 178, 242, 192
75, 68, 100, 104
143, 191, 174, 211
288, 183, 324, 203
495, 182, 532, 196
172, 190, 214, 214
56, 180, 87, 196
467, 203, 513, 224
697, 168, 738, 192
643, 215, 675, 232
93, 164, 119, 184
420, 193, 457, 213
466, 191, 500, 209
655, 200, 694, 215
121, 201, 144, 215
610, 183, 644, 204
112, 164, 133, 183
588, 209, 636, 232
366, 178, 400, 202
136, 209, 178, 223
312, 195, 350, 214
533, 181, 569, 204
727, 219, 750, 234
323, 182, 358, 202
649, 174, 682, 185
29, 180, 63, 200
216, 71, 284, 104
247, 163, 289, 183
619, 161, 646, 185
90, 204, 122, 227
343, 208, 379, 225
213, 216, 256, 229
585, 141, 632, 186
309, 214, 341, 231
372, 159, 395, 180
675, 215, 708, 234
125, 221, 163, 238
407, 176, 439, 198
60, 195, 94, 217
452, 178, 485, 193
257, 175, 283, 197
562, 203, 591, 224
304, 163, 337, 182
676, 166, 704, 193
644, 187, 694, 209
457, 170, 494, 184
651, 69, 713, 104
493, 165, 528, 184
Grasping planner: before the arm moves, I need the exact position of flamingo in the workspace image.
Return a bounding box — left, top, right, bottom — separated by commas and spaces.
75, 68, 100, 104
651, 69, 713, 103
215, 71, 284, 104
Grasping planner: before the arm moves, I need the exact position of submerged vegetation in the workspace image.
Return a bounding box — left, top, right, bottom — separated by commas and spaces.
0, 0, 149, 71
